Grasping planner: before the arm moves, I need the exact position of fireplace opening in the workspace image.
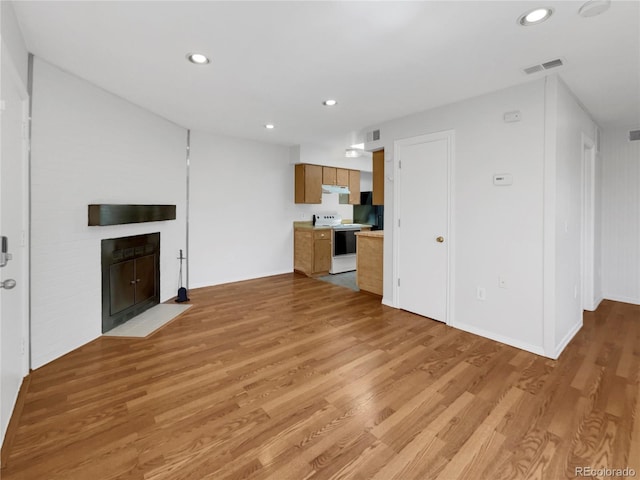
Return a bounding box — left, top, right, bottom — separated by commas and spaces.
101, 233, 160, 333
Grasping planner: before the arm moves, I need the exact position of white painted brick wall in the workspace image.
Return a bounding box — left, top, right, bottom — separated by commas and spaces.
30, 59, 187, 369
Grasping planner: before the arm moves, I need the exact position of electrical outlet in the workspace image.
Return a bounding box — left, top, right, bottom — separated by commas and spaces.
498, 276, 507, 288
477, 287, 486, 301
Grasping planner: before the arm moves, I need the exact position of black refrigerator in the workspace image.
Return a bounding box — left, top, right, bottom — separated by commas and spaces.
353, 191, 384, 230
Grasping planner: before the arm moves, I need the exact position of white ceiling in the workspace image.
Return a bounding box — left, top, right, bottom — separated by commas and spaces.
12, 1, 640, 148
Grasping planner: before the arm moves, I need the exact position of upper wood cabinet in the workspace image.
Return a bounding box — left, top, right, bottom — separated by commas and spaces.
336, 168, 349, 187
322, 167, 336, 185
295, 163, 360, 204
322, 166, 349, 186
372, 149, 384, 205
349, 169, 360, 205
295, 164, 322, 204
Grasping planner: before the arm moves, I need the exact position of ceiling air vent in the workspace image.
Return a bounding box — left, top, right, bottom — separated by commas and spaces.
366, 129, 381, 142
523, 58, 565, 75
542, 58, 564, 70
630, 130, 640, 141
524, 65, 544, 75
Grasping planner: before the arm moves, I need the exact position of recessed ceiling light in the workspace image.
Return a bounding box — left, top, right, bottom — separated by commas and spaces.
578, 0, 611, 17
264, 124, 275, 129
518, 7, 553, 26
186, 53, 210, 64
323, 99, 338, 107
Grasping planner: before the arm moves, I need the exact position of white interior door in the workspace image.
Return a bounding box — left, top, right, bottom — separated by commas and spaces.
1, 51, 30, 441
395, 132, 451, 322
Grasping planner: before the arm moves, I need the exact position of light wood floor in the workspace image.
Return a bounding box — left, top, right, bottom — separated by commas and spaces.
2, 273, 639, 479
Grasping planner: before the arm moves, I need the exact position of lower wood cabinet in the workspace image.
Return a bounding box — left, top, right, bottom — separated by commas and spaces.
294, 228, 331, 276
356, 231, 383, 296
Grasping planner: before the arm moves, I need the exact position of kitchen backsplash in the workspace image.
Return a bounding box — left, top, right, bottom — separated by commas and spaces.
293, 192, 353, 222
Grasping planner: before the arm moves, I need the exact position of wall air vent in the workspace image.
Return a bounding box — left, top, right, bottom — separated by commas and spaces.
366, 129, 381, 142
523, 58, 565, 75
630, 130, 640, 141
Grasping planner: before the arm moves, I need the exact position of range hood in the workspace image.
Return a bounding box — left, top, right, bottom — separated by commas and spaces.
322, 184, 350, 194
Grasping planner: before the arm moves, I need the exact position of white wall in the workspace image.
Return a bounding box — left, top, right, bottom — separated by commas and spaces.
363, 79, 547, 355
602, 127, 640, 304
188, 131, 293, 288
293, 191, 355, 223
30, 59, 187, 369
0, 0, 29, 444
548, 76, 598, 357
188, 133, 373, 290
1, 0, 27, 85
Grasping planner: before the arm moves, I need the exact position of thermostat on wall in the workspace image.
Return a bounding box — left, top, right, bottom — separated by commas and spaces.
493, 174, 513, 186
504, 111, 521, 123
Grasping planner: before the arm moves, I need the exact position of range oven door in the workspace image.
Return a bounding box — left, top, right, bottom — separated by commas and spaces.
333, 228, 359, 257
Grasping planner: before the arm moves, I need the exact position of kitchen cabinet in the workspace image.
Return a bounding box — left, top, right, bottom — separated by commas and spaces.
322, 167, 350, 186
356, 230, 383, 296
294, 163, 359, 204
336, 168, 349, 186
294, 227, 331, 276
348, 169, 360, 205
295, 164, 322, 204
313, 231, 332, 273
372, 149, 384, 205
323, 167, 336, 185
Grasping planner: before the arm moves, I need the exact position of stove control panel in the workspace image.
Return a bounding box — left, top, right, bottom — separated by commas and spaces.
314, 214, 342, 227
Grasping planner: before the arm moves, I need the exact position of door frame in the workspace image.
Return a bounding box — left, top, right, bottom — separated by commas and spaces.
581, 133, 596, 311
392, 129, 455, 326
0, 49, 31, 375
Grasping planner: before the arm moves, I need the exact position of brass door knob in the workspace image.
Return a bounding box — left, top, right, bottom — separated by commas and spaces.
436, 236, 445, 243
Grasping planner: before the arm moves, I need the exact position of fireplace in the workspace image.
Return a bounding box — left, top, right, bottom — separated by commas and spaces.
101, 233, 160, 333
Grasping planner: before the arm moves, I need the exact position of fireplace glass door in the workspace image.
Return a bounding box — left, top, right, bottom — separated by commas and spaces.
109, 254, 156, 315
101, 233, 160, 333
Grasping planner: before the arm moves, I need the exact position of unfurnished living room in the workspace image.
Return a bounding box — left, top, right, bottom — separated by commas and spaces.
1, 1, 639, 479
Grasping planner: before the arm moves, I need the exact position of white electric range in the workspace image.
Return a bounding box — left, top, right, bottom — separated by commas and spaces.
314, 214, 364, 274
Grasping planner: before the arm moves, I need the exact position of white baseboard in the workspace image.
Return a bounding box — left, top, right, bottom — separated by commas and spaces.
452, 321, 546, 357
378, 304, 546, 357
553, 321, 582, 360
190, 269, 294, 290
592, 296, 604, 310
603, 294, 640, 306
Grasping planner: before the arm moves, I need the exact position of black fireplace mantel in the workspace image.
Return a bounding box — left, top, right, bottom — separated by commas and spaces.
88, 204, 176, 226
